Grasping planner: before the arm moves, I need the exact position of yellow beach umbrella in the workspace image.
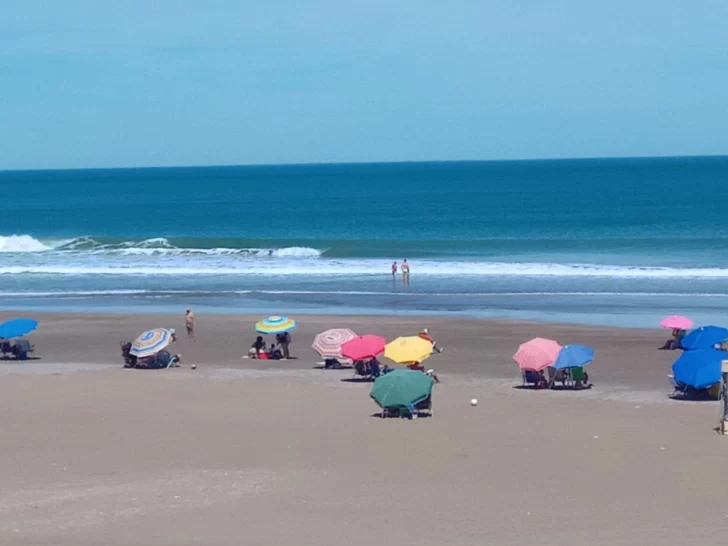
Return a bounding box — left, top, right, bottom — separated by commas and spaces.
384, 336, 434, 365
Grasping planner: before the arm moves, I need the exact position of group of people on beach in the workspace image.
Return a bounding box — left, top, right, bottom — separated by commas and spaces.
120, 308, 196, 369
391, 259, 410, 277
249, 331, 292, 360
391, 259, 411, 286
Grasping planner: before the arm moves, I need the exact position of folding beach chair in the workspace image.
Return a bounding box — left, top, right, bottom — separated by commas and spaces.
522, 370, 547, 388
353, 360, 373, 380
13, 339, 34, 360
568, 367, 587, 389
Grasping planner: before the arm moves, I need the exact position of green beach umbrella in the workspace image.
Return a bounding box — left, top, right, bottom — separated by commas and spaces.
370, 369, 434, 409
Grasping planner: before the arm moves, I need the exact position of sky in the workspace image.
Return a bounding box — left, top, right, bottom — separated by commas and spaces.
1, 0, 727, 170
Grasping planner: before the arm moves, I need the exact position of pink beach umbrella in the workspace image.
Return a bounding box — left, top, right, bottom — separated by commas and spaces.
513, 338, 563, 372
660, 315, 694, 330
341, 335, 387, 361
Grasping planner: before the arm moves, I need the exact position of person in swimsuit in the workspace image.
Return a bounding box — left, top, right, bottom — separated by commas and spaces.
391, 261, 398, 276
185, 308, 195, 340
401, 259, 410, 277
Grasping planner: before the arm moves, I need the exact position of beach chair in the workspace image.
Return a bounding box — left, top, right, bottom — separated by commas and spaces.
13, 339, 34, 361
369, 359, 382, 378
522, 370, 546, 388
567, 367, 587, 389
0, 340, 11, 358
415, 394, 433, 417
382, 395, 434, 419
353, 360, 373, 380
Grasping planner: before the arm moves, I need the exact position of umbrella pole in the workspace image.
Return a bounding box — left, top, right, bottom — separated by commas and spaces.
722, 360, 728, 435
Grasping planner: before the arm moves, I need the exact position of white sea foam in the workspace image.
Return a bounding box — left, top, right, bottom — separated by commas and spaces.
2, 260, 728, 279
2, 289, 728, 298
0, 235, 51, 252
0, 234, 323, 257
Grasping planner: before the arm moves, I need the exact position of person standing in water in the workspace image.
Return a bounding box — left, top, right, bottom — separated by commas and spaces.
391, 261, 398, 277
401, 259, 410, 286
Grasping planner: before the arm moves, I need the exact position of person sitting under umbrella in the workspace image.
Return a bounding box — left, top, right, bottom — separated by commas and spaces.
268, 341, 282, 360
250, 336, 266, 358
661, 328, 686, 350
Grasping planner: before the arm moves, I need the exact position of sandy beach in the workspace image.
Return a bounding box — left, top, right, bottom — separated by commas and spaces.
1, 311, 727, 545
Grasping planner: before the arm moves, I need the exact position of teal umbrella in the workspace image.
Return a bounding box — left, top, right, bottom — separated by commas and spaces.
370, 369, 434, 409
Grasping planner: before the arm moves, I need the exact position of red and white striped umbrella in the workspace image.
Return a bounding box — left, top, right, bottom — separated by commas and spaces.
312, 328, 357, 358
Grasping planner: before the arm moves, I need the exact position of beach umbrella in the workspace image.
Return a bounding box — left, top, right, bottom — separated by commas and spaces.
552, 344, 595, 370
255, 316, 297, 335
0, 318, 38, 339
681, 326, 728, 350
130, 328, 172, 358
341, 335, 386, 361
384, 336, 434, 364
672, 348, 724, 389
312, 328, 357, 358
660, 315, 694, 330
370, 368, 434, 410
513, 337, 562, 371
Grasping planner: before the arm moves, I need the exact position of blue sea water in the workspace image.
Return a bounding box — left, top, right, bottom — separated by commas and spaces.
1, 156, 728, 326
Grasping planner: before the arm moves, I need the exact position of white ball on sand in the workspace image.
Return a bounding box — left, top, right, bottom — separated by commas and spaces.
470, 398, 478, 406
191, 364, 197, 370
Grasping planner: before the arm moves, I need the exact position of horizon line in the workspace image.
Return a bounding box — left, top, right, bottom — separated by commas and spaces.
1, 153, 727, 174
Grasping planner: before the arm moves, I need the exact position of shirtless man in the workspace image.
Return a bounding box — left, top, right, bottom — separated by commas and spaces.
401, 259, 410, 277
185, 308, 195, 340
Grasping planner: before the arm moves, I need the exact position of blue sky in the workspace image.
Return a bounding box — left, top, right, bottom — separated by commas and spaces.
2, 1, 727, 169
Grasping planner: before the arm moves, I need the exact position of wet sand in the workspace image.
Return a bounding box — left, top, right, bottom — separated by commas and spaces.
1, 312, 726, 545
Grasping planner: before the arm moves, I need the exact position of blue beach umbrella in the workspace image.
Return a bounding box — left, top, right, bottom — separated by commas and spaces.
255, 316, 297, 335
0, 318, 38, 339
681, 326, 728, 350
552, 344, 595, 370
672, 348, 724, 389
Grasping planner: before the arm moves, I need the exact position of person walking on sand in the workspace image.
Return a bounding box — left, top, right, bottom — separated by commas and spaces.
185, 308, 195, 340
391, 261, 398, 277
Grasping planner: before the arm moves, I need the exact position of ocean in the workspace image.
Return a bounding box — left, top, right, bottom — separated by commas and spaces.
1, 156, 728, 326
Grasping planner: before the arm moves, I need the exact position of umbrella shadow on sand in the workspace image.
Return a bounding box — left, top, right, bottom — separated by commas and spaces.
369, 411, 432, 419
511, 384, 593, 392
669, 392, 720, 403
0, 355, 42, 362
312, 361, 353, 370
341, 377, 375, 383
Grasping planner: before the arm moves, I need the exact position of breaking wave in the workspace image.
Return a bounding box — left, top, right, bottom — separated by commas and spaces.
0, 235, 322, 258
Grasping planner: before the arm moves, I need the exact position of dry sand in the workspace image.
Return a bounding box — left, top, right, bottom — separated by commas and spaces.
1, 312, 727, 545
